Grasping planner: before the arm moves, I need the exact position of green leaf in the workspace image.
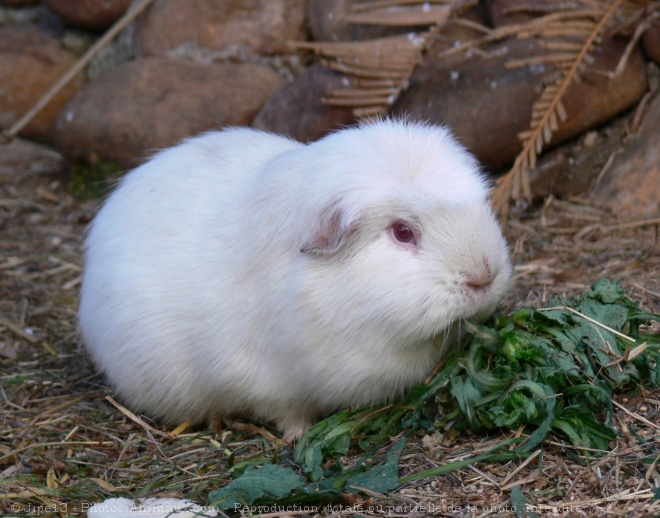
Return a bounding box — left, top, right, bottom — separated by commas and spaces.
399, 447, 530, 483
206, 279, 660, 510
450, 377, 482, 426
436, 279, 660, 453
511, 487, 540, 518
587, 278, 626, 304
511, 381, 556, 452
552, 406, 616, 450
207, 464, 306, 511
294, 412, 354, 481
346, 438, 406, 493
301, 443, 325, 482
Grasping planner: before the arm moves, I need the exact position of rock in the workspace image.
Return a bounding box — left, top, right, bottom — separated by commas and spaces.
307, 0, 481, 42
252, 64, 356, 142
86, 21, 135, 79
308, 0, 413, 42
308, 0, 344, 41
135, 0, 306, 57
642, 20, 660, 65
1, 0, 40, 6
295, 5, 487, 141
0, 137, 65, 178
591, 94, 660, 219
55, 57, 285, 167
0, 25, 83, 142
432, 4, 490, 56
393, 37, 647, 170
43, 0, 131, 30
527, 119, 628, 200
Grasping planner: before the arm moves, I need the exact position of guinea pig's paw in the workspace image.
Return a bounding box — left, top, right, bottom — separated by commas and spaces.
279, 416, 315, 444
209, 414, 226, 433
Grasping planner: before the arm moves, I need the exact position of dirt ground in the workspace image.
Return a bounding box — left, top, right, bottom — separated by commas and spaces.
1, 126, 659, 517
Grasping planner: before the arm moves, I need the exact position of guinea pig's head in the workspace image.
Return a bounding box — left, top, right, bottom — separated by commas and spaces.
298, 119, 512, 345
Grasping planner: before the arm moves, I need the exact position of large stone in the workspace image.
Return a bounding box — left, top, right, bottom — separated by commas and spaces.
308, 0, 409, 42
0, 25, 83, 142
43, 0, 131, 31
135, 0, 306, 57
527, 119, 628, 200
252, 64, 356, 142
642, 20, 660, 65
55, 57, 286, 167
393, 37, 647, 170
307, 0, 484, 42
1, 0, 40, 5
591, 93, 660, 219
0, 137, 65, 178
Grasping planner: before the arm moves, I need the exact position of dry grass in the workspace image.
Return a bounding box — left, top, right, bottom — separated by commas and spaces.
1, 136, 659, 517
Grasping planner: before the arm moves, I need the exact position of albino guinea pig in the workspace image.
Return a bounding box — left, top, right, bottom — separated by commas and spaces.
79, 119, 511, 441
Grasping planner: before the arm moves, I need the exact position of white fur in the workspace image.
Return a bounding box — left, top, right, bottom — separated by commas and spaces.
79, 120, 512, 441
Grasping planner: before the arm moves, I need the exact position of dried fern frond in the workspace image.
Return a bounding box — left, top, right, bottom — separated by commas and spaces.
293, 0, 651, 217
436, 8, 601, 61
292, 28, 441, 117
342, 2, 451, 26
290, 1, 475, 117
492, 0, 632, 219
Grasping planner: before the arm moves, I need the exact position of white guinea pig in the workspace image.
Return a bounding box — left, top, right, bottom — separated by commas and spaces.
79, 119, 511, 441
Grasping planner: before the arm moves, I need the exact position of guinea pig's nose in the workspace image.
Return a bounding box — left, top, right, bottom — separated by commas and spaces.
462, 259, 494, 291
465, 276, 493, 291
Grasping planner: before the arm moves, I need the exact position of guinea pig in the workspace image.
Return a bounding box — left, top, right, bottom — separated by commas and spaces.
78, 119, 512, 441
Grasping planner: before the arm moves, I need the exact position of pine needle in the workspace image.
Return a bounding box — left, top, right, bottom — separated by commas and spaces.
342, 4, 451, 26
492, 0, 629, 219
292, 28, 440, 115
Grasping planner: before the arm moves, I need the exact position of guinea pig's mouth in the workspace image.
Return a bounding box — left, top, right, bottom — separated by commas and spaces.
429, 302, 494, 340
430, 320, 467, 357
472, 300, 499, 322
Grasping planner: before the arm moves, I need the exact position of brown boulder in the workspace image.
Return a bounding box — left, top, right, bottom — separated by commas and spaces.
43, 0, 131, 31
308, 0, 415, 42
642, 21, 660, 65
308, 0, 488, 43
527, 120, 628, 200
135, 0, 306, 57
393, 37, 647, 170
0, 25, 83, 142
591, 93, 660, 219
252, 64, 357, 142
55, 57, 286, 167
1, 0, 40, 5
0, 137, 66, 178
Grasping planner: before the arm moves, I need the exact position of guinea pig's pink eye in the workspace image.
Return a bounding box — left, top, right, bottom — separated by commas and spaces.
392, 222, 416, 245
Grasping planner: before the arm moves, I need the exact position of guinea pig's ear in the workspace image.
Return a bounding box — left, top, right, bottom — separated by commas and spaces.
300, 205, 360, 255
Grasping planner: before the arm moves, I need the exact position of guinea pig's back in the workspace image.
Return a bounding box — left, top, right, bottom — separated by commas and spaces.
78, 128, 302, 422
